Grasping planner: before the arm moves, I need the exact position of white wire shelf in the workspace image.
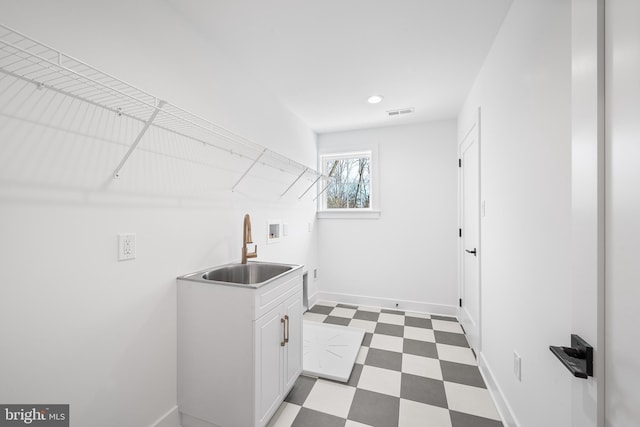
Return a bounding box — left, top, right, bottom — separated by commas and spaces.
0, 24, 329, 199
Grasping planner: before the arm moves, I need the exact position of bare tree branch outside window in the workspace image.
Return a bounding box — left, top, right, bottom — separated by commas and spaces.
324, 156, 371, 208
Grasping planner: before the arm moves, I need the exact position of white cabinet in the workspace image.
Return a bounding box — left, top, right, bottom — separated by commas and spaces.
255, 292, 302, 426
178, 265, 303, 427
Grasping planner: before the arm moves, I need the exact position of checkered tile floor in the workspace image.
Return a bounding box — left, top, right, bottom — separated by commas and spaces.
267, 302, 503, 427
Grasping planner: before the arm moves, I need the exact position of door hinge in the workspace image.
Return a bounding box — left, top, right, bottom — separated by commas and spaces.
458, 158, 462, 168
459, 298, 462, 307
459, 228, 462, 238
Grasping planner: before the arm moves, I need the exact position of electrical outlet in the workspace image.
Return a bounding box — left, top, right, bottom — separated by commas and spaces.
513, 351, 522, 381
118, 233, 136, 261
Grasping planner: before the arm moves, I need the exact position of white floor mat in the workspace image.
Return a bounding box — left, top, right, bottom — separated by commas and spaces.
302, 320, 365, 382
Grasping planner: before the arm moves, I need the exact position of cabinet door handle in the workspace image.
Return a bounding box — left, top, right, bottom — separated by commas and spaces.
280, 318, 285, 347
284, 315, 289, 344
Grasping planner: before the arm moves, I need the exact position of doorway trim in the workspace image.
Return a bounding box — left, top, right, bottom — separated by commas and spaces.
458, 107, 482, 352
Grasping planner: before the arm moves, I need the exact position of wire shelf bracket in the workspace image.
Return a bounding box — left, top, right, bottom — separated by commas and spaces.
299, 176, 323, 200
312, 181, 331, 202
280, 168, 308, 198
113, 100, 167, 178
231, 148, 268, 191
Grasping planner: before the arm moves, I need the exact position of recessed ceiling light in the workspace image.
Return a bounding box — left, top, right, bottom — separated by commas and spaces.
367, 95, 384, 104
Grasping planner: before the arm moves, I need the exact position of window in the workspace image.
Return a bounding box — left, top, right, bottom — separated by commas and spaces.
320, 151, 372, 210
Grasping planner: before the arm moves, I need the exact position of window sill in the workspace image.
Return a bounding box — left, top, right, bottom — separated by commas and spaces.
316, 210, 381, 220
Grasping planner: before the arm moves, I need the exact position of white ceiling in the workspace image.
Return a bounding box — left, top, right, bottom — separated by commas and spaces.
168, 0, 513, 134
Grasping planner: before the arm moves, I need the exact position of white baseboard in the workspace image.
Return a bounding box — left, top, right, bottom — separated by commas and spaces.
313, 291, 458, 317
150, 405, 180, 427
477, 352, 519, 427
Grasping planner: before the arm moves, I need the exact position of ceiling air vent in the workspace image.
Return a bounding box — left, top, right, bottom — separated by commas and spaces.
387, 107, 415, 117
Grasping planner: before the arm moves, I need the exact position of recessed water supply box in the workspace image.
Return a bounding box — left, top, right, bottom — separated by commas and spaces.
267, 220, 282, 244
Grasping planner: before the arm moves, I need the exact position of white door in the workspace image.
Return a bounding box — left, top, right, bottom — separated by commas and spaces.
459, 118, 481, 351
604, 0, 640, 424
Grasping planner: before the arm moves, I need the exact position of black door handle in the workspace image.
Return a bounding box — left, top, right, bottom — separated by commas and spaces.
465, 248, 477, 256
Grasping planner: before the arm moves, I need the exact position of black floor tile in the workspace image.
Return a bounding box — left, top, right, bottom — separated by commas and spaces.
353, 310, 380, 322
435, 330, 469, 348
405, 316, 432, 329
285, 375, 317, 405
374, 323, 404, 337
440, 360, 486, 388
401, 373, 448, 408
403, 338, 438, 358
308, 304, 334, 315
347, 389, 399, 427
362, 332, 373, 347
450, 411, 503, 427
346, 363, 363, 388
292, 407, 346, 427
337, 303, 358, 309
364, 348, 402, 372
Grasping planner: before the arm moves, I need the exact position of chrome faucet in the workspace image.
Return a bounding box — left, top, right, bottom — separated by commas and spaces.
242, 214, 258, 264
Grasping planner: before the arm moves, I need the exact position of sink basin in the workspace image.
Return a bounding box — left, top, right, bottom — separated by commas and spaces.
202, 263, 292, 284
178, 262, 299, 288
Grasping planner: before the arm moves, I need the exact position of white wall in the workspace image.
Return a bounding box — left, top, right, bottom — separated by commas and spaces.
605, 0, 640, 424
316, 121, 458, 314
458, 0, 573, 425
0, 2, 318, 426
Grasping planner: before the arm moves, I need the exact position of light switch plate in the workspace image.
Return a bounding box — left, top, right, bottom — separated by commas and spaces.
118, 233, 136, 261
514, 351, 522, 381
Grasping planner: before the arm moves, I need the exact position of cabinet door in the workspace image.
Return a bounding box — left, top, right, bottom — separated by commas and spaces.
255, 305, 284, 426
283, 291, 303, 392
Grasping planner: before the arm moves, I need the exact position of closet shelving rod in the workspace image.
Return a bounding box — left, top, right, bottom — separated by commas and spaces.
113, 100, 167, 178
281, 168, 308, 198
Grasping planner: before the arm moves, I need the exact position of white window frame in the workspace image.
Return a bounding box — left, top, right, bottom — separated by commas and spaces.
317, 149, 381, 219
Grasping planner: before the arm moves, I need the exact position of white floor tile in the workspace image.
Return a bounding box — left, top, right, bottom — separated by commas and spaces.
356, 305, 381, 313
444, 381, 501, 421
302, 379, 356, 418
356, 346, 369, 364
402, 353, 442, 380
399, 399, 452, 427
349, 319, 377, 333
378, 312, 405, 325
357, 365, 402, 397
403, 326, 435, 342
436, 344, 477, 365
304, 312, 327, 322
267, 402, 300, 427
432, 319, 464, 333
345, 420, 374, 427
331, 307, 357, 318
317, 300, 337, 307
370, 334, 404, 353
